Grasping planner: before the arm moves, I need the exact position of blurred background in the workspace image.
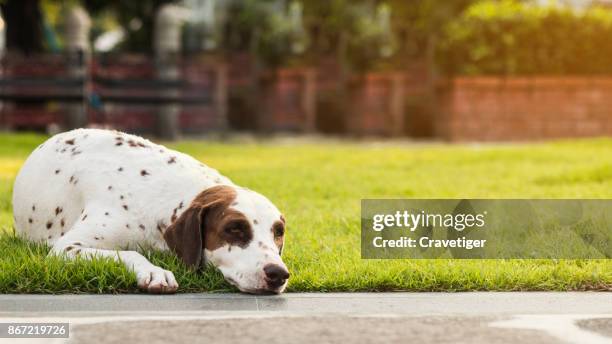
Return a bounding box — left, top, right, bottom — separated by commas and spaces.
0, 0, 611, 141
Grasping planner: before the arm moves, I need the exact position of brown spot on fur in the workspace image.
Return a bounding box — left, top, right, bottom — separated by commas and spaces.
171, 214, 177, 222
168, 157, 177, 164
65, 139, 75, 145
126, 224, 130, 229
140, 170, 149, 176
123, 205, 128, 211
178, 201, 184, 209
115, 142, 123, 146
65, 246, 73, 252
46, 221, 53, 229
139, 224, 145, 231
60, 219, 65, 227
55, 207, 63, 215
60, 232, 64, 236
137, 142, 147, 148
73, 242, 82, 246
28, 218, 33, 224
32, 205, 36, 212
253, 219, 258, 225
69, 176, 74, 183
47, 235, 52, 240
127, 140, 138, 147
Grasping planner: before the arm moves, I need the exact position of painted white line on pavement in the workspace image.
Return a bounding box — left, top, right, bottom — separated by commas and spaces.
491, 314, 612, 344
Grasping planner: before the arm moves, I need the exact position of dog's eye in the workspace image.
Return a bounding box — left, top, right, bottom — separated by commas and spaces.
225, 222, 247, 236
273, 223, 285, 237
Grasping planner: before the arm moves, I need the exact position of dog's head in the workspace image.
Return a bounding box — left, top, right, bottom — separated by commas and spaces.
163, 185, 289, 294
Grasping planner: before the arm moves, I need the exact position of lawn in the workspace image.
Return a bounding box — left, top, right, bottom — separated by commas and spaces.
1, 133, 611, 293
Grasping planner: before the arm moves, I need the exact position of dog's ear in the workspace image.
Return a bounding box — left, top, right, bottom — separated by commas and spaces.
164, 207, 204, 269
163, 185, 237, 269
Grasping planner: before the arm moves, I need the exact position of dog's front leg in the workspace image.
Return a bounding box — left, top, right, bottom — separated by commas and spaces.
49, 226, 179, 294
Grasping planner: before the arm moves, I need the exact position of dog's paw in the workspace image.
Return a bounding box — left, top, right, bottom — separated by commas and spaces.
136, 267, 179, 294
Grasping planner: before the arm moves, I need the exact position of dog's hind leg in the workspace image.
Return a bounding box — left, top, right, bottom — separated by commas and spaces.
48, 211, 179, 294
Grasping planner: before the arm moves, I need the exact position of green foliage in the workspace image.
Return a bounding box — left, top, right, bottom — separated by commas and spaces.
439, 0, 612, 75
1, 133, 612, 292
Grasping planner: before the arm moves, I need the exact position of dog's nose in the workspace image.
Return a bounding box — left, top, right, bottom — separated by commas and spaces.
263, 264, 290, 288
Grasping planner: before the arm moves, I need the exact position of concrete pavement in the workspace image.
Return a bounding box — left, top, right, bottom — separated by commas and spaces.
0, 293, 610, 343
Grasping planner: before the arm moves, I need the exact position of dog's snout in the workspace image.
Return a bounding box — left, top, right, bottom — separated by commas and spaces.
263, 264, 289, 288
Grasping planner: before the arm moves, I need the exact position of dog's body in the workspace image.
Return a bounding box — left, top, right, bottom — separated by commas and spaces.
12, 129, 288, 294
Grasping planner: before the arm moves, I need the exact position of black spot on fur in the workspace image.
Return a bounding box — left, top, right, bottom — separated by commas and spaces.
253, 219, 259, 225
55, 207, 63, 215
65, 246, 73, 252
55, 169, 60, 174
46, 221, 53, 229
126, 224, 130, 229
69, 176, 74, 183
168, 157, 177, 164
32, 205, 36, 212
28, 218, 33, 224
105, 212, 109, 216
139, 224, 145, 231
60, 232, 64, 236
140, 170, 149, 176
115, 142, 123, 146
118, 167, 123, 172
123, 205, 128, 211
178, 201, 184, 209
108, 185, 113, 191
82, 214, 88, 221
120, 195, 125, 200
71, 151, 82, 156
48, 235, 52, 239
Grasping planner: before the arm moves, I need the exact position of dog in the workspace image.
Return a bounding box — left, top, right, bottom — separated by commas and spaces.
12, 129, 289, 294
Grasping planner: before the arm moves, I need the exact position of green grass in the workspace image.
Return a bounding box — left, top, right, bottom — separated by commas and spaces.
1, 133, 612, 293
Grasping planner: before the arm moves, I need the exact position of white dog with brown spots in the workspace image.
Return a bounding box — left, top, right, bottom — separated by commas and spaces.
12, 129, 289, 294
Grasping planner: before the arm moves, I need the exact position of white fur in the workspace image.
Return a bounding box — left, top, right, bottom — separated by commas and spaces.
12, 129, 287, 293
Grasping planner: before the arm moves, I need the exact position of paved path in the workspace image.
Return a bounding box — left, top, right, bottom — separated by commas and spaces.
0, 293, 610, 344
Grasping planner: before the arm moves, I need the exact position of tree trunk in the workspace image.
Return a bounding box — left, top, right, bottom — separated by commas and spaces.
1, 0, 44, 54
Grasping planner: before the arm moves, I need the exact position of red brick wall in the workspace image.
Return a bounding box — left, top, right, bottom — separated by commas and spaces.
437, 77, 612, 141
